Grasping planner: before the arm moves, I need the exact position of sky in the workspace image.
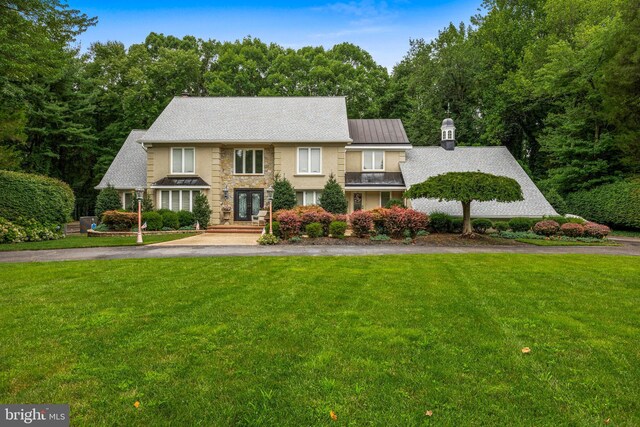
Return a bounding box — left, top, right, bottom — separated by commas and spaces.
68, 0, 482, 71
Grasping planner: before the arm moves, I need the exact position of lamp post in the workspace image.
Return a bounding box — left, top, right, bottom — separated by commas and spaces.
135, 187, 144, 244
266, 185, 274, 235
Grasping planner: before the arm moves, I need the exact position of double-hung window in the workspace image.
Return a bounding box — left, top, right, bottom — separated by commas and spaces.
296, 191, 322, 206
297, 148, 322, 174
158, 190, 199, 212
171, 148, 195, 174
380, 191, 391, 207
234, 149, 263, 174
363, 150, 384, 171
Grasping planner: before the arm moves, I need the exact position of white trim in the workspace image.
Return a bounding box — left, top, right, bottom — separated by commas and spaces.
140, 138, 354, 144
156, 189, 201, 212
345, 145, 412, 150
296, 190, 322, 206
170, 147, 196, 175
362, 150, 385, 171
345, 186, 406, 191
379, 191, 392, 207
297, 147, 323, 175
150, 185, 210, 189
233, 148, 265, 175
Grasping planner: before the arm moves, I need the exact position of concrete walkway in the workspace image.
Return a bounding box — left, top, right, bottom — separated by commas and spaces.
1, 241, 639, 263
150, 232, 259, 246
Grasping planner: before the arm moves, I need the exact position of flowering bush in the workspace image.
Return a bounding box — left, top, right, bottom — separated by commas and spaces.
257, 233, 279, 245
583, 222, 611, 239
533, 220, 560, 236
560, 222, 584, 237
349, 210, 373, 237
101, 210, 138, 231
277, 210, 302, 239
0, 217, 62, 243
0, 217, 27, 243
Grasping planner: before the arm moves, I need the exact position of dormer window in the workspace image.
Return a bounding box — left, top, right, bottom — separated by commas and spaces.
171, 148, 195, 174
447, 130, 452, 139
442, 131, 446, 139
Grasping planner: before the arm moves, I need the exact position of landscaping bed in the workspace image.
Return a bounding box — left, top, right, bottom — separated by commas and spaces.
278, 234, 523, 246
87, 229, 204, 237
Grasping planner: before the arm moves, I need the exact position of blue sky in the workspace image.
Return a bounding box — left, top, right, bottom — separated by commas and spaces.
68, 0, 482, 71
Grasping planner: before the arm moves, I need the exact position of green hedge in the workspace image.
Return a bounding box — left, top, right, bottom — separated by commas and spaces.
0, 170, 74, 225
566, 179, 640, 230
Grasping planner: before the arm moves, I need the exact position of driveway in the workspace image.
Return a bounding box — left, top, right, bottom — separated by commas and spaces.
0, 242, 639, 263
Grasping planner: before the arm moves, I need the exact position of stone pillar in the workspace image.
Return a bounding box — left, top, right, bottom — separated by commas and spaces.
210, 146, 222, 225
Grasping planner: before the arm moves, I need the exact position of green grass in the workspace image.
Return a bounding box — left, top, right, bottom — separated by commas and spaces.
516, 238, 619, 246
1, 255, 638, 425
0, 233, 195, 251
611, 230, 640, 238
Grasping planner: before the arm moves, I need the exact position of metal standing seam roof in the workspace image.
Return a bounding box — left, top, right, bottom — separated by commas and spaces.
348, 119, 410, 144
400, 146, 558, 218
345, 172, 405, 187
95, 130, 147, 190
151, 177, 210, 187
139, 97, 352, 143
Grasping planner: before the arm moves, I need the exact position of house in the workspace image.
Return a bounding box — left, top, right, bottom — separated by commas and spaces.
96, 96, 556, 223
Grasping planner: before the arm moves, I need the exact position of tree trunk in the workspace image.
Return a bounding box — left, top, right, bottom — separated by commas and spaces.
462, 201, 472, 235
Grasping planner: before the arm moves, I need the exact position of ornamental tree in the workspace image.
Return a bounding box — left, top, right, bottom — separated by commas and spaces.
95, 185, 122, 218
319, 173, 348, 214
272, 174, 297, 211
404, 172, 523, 235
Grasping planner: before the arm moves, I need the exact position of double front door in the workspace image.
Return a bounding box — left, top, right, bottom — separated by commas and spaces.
234, 188, 264, 221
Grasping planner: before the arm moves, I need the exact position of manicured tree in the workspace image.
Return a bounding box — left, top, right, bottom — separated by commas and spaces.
272, 174, 297, 211
192, 193, 212, 228
95, 185, 122, 218
405, 172, 523, 235
319, 173, 347, 214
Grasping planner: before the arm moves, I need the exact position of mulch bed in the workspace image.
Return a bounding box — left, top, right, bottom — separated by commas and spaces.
278, 234, 524, 246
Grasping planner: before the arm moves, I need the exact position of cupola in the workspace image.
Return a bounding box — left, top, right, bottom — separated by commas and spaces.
441, 117, 455, 150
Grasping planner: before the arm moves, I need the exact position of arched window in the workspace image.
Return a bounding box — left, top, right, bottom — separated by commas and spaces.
447, 130, 452, 139
442, 131, 446, 139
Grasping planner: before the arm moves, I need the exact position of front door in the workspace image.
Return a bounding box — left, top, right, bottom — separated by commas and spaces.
234, 189, 264, 221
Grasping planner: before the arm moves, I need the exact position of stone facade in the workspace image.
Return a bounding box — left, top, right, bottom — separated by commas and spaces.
217, 147, 275, 224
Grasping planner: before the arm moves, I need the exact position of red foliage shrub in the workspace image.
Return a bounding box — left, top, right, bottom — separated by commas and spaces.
349, 210, 373, 237
583, 222, 611, 238
276, 210, 301, 239
533, 220, 560, 236
402, 209, 430, 235
101, 210, 137, 231
334, 214, 348, 223
560, 222, 584, 237
382, 206, 406, 237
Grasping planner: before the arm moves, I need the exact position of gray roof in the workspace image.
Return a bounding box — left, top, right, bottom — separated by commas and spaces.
401, 146, 557, 218
348, 119, 410, 144
345, 172, 405, 187
442, 118, 454, 127
95, 130, 147, 190
139, 97, 352, 143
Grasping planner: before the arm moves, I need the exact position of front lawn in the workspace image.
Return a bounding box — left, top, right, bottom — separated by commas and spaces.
0, 233, 195, 251
1, 255, 638, 425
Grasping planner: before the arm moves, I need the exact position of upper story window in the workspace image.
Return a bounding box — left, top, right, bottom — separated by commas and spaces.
297, 148, 322, 174
234, 149, 264, 174
447, 130, 453, 139
171, 148, 195, 174
363, 150, 384, 171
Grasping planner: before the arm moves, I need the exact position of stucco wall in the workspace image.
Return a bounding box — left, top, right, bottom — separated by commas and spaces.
345, 150, 406, 172
345, 191, 404, 212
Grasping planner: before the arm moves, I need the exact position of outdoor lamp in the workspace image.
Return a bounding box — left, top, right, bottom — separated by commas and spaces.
223, 184, 229, 200
266, 185, 274, 235
266, 185, 274, 201
135, 187, 144, 244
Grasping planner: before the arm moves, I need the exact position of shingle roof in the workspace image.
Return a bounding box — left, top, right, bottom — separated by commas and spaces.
348, 119, 410, 144
139, 97, 352, 143
95, 130, 147, 190
400, 147, 557, 218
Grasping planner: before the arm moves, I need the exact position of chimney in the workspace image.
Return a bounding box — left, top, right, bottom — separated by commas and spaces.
440, 117, 456, 150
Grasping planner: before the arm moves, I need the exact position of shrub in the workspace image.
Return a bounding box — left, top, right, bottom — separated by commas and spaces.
416, 230, 429, 237
334, 214, 348, 223
142, 211, 163, 231
382, 207, 406, 238
509, 217, 533, 232
270, 221, 281, 238
159, 210, 179, 230
565, 179, 640, 230
0, 217, 27, 243
560, 222, 584, 237
305, 222, 323, 238
494, 221, 510, 232
278, 210, 302, 239
385, 198, 405, 208
583, 222, 611, 239
543, 215, 569, 225
288, 236, 302, 243
542, 188, 568, 215
101, 210, 137, 231
192, 193, 212, 228
177, 210, 195, 228
257, 233, 280, 245
349, 210, 373, 237
14, 217, 62, 242
94, 223, 109, 232
319, 173, 347, 214
370, 234, 391, 241
95, 185, 123, 218
472, 218, 493, 234
272, 174, 297, 211
301, 211, 323, 229
451, 218, 464, 233
0, 170, 74, 225
329, 221, 347, 238
533, 220, 560, 236
401, 208, 430, 237
429, 212, 452, 233
369, 208, 388, 234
